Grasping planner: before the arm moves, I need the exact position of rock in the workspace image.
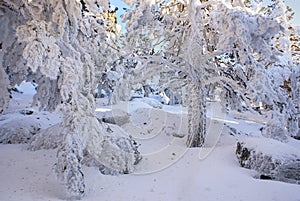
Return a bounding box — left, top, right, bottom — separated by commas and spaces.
292, 135, 300, 140
260, 175, 272, 180
19, 109, 34, 115
236, 137, 300, 185
172, 133, 185, 138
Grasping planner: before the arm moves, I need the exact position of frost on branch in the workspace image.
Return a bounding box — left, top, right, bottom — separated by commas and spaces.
186, 77, 206, 147
17, 19, 61, 80
31, 75, 62, 111
0, 2, 29, 113
122, 0, 226, 147
207, 2, 299, 140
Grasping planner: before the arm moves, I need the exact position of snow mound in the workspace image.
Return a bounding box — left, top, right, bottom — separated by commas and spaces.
0, 108, 61, 144
261, 125, 288, 142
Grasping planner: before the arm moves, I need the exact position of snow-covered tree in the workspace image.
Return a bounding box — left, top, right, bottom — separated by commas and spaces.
250, 0, 300, 138
0, 0, 140, 199
121, 0, 298, 146
1, 0, 298, 198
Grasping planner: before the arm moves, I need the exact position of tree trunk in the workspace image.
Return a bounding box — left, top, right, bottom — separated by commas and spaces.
0, 67, 10, 113
186, 78, 206, 147
290, 72, 300, 137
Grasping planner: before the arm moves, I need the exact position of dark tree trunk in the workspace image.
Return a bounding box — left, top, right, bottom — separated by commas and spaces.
186, 78, 206, 147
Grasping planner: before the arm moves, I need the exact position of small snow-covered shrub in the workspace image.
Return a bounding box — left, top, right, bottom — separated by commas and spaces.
95, 135, 141, 175
82, 135, 141, 175
261, 125, 288, 142
82, 123, 141, 175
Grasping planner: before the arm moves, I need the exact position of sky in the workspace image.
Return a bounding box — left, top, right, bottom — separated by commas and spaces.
110, 0, 300, 28
110, 0, 128, 24
285, 0, 300, 26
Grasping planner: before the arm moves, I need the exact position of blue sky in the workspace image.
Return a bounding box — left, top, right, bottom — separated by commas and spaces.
110, 0, 300, 27
285, 0, 300, 26
109, 0, 128, 22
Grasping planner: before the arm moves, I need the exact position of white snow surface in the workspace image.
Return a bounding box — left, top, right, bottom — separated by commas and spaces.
1, 143, 300, 201
1, 85, 300, 201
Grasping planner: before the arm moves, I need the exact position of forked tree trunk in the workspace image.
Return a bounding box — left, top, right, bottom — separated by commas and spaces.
186, 78, 206, 147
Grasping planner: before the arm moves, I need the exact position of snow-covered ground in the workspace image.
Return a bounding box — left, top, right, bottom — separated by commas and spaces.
1, 82, 300, 201
2, 143, 300, 201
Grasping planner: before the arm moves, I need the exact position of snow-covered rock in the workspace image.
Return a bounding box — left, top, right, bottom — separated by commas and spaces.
0, 113, 41, 144
236, 137, 300, 184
